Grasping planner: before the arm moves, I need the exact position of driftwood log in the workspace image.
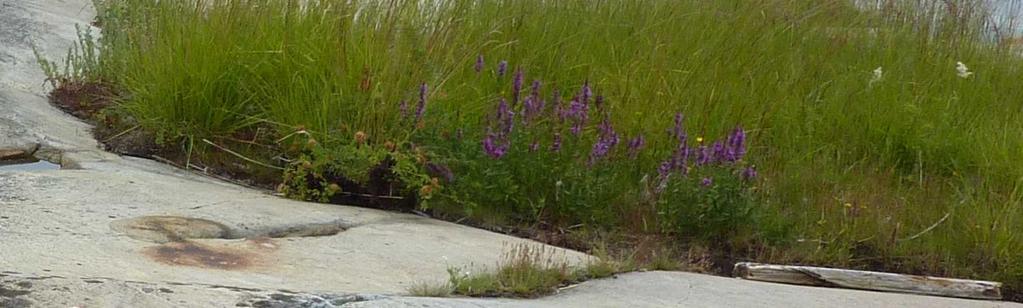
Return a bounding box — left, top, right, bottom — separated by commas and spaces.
733, 262, 1002, 300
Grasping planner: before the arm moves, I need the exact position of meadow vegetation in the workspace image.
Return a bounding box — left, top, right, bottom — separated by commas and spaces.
413, 244, 632, 298
42, 0, 1023, 299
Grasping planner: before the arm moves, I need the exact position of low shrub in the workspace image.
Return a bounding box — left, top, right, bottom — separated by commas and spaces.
425, 62, 764, 241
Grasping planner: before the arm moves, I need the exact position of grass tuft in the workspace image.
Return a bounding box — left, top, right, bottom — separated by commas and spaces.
406, 281, 453, 298
447, 244, 573, 298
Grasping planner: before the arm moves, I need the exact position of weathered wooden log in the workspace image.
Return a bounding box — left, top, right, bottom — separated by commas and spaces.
733, 262, 1002, 300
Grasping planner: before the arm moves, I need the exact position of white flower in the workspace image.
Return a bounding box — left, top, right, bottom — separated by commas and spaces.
870, 66, 883, 85
956, 61, 973, 78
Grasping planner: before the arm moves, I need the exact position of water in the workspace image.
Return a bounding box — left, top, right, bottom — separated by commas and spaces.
853, 0, 1023, 42
992, 0, 1023, 34
0, 159, 61, 171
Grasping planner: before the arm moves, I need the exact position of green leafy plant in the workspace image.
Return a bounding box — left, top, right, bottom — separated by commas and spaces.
279, 134, 433, 208
656, 166, 758, 241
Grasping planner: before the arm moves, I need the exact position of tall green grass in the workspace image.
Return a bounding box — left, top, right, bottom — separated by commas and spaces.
70, 0, 1023, 295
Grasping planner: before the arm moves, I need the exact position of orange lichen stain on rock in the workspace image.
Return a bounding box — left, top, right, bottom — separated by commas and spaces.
144, 237, 284, 270
144, 241, 255, 270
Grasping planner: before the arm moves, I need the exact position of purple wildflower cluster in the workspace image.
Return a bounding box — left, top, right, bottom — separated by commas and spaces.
482, 133, 510, 159
512, 69, 524, 105
482, 98, 515, 158
415, 83, 428, 123
655, 113, 754, 192
479, 60, 624, 161
589, 114, 620, 165
401, 57, 757, 197
561, 91, 590, 135
397, 83, 429, 126
470, 58, 755, 187
522, 80, 544, 123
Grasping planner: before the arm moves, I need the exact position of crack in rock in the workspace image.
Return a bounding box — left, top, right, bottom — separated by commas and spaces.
0, 277, 34, 308
110, 216, 232, 243
110, 216, 349, 244
109, 216, 350, 270
237, 293, 384, 308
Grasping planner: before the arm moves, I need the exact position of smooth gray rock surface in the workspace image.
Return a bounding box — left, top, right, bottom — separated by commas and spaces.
1, 0, 1021, 307
348, 271, 1020, 308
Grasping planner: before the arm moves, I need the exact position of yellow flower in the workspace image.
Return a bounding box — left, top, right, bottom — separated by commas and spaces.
696, 137, 704, 143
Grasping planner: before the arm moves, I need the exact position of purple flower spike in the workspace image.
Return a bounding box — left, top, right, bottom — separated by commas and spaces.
571, 123, 584, 136
475, 54, 484, 73
701, 177, 713, 187
551, 89, 562, 119
419, 83, 428, 104
522, 80, 544, 124
671, 113, 686, 143
729, 127, 747, 161
657, 160, 673, 178
522, 97, 533, 123
550, 133, 562, 152
512, 69, 524, 105
742, 165, 757, 181
399, 100, 409, 119
655, 159, 674, 194
496, 98, 515, 135
496, 98, 510, 118
696, 145, 711, 166
627, 134, 645, 158
589, 117, 620, 165
415, 83, 428, 122
671, 143, 690, 173
482, 133, 497, 157
712, 141, 725, 163
581, 81, 592, 105
589, 140, 612, 165
482, 132, 508, 159
566, 96, 589, 135
597, 118, 614, 138
497, 60, 508, 77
